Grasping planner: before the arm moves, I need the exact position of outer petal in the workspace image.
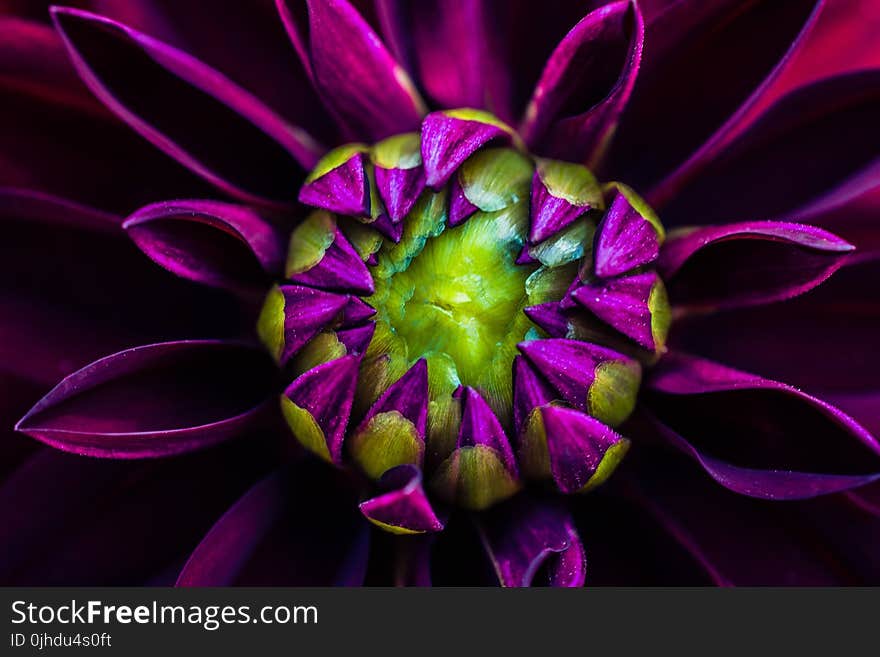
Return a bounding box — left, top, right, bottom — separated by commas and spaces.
359, 465, 444, 534
605, 0, 822, 191
658, 221, 854, 310
477, 495, 586, 587
375, 0, 511, 120
643, 352, 880, 499
277, 0, 425, 141
657, 71, 880, 225
124, 199, 285, 293
15, 341, 276, 458
52, 7, 320, 206
521, 0, 643, 168
177, 463, 370, 586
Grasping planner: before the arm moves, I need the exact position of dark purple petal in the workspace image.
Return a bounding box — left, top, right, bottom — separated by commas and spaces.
282, 354, 360, 463
523, 302, 569, 338
52, 7, 320, 206
512, 355, 558, 434
277, 0, 425, 141
605, 0, 822, 191
375, 0, 512, 120
658, 221, 854, 310
178, 462, 370, 586
287, 216, 375, 295
336, 323, 376, 356
0, 187, 118, 234
358, 359, 429, 437
359, 464, 444, 534
655, 70, 880, 224
298, 148, 370, 216
448, 176, 479, 226
521, 0, 643, 168
420, 109, 512, 189
0, 435, 282, 585
456, 386, 517, 473
370, 213, 404, 243
528, 161, 599, 244
643, 352, 880, 499
374, 166, 424, 223
477, 495, 585, 587
570, 271, 664, 350
594, 192, 662, 277
124, 199, 285, 293
15, 340, 276, 458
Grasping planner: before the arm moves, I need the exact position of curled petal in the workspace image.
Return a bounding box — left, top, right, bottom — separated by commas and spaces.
178, 464, 370, 586
277, 0, 425, 141
124, 199, 284, 293
643, 352, 880, 499
512, 356, 558, 434
420, 109, 516, 190
0, 187, 119, 234
15, 340, 276, 458
658, 221, 854, 310
372, 132, 425, 222
594, 188, 664, 278
521, 0, 643, 168
52, 7, 320, 206
529, 159, 602, 244
477, 496, 586, 587
359, 465, 444, 535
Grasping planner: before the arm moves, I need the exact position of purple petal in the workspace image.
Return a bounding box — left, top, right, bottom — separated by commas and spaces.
605, 0, 822, 192
374, 166, 425, 223
528, 168, 589, 244
523, 302, 569, 338
375, 0, 512, 120
124, 199, 284, 293
15, 340, 276, 458
658, 221, 854, 310
52, 7, 320, 207
643, 352, 880, 499
359, 359, 429, 437
520, 0, 643, 168
655, 70, 880, 224
277, 0, 425, 141
570, 271, 663, 350
518, 338, 637, 411
359, 464, 444, 534
336, 322, 376, 356
340, 296, 377, 325
0, 187, 118, 234
456, 386, 516, 473
512, 356, 558, 434
289, 225, 375, 295
448, 176, 479, 227
477, 495, 585, 587
539, 405, 628, 494
282, 354, 360, 463
594, 192, 662, 277
370, 213, 404, 243
298, 148, 370, 216
420, 110, 511, 190
178, 463, 370, 586
262, 285, 351, 365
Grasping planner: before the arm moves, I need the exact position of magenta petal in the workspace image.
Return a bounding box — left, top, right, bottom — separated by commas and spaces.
512, 356, 558, 434
539, 405, 625, 494
15, 341, 276, 458
178, 464, 370, 586
374, 165, 425, 222
376, 0, 512, 120
275, 285, 350, 365
370, 213, 404, 243
289, 227, 375, 295
421, 111, 508, 189
571, 271, 658, 350
298, 151, 370, 216
336, 323, 376, 356
594, 192, 661, 277
283, 354, 360, 463
520, 0, 644, 168
478, 496, 585, 587
643, 352, 880, 499
0, 187, 119, 234
278, 0, 424, 141
359, 464, 444, 534
339, 296, 376, 326
523, 302, 569, 338
448, 175, 479, 226
359, 359, 429, 437
528, 170, 586, 243
124, 199, 284, 293
456, 387, 517, 474
518, 339, 633, 412
658, 221, 854, 309
51, 7, 320, 206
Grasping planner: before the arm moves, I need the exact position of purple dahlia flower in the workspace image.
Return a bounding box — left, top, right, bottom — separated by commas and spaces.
2, 0, 880, 586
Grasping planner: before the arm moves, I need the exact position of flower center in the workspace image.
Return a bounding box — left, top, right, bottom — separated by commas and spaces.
367, 208, 532, 415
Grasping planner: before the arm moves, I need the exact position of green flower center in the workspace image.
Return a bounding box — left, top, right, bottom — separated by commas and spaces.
370, 211, 532, 401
